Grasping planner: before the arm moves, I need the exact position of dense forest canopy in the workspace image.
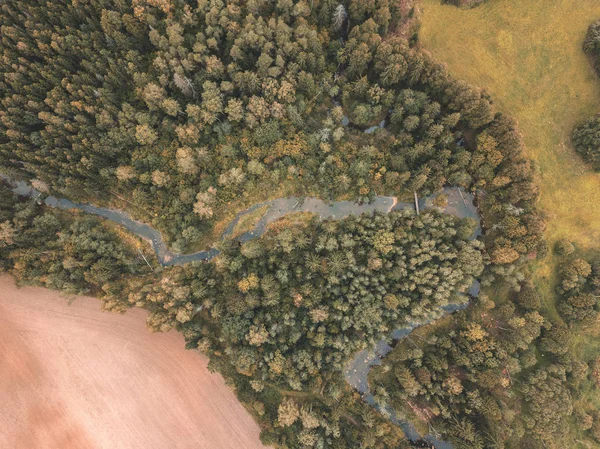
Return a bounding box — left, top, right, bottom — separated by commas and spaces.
0, 0, 543, 273
211, 210, 483, 389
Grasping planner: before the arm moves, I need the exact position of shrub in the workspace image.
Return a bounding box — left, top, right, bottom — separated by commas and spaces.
554, 239, 575, 256
517, 281, 542, 311
573, 115, 600, 170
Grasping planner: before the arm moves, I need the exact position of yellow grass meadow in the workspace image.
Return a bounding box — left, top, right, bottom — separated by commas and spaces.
420, 0, 600, 252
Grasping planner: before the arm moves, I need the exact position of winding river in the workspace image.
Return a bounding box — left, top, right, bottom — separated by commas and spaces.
3, 175, 480, 448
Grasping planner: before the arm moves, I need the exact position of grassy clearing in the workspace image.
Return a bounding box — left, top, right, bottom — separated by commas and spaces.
266, 211, 316, 233
419, 0, 600, 252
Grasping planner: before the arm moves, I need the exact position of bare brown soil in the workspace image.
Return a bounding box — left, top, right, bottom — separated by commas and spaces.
0, 275, 267, 449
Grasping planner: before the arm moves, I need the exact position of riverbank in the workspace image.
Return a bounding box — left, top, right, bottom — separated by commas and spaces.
0, 275, 267, 449
4, 175, 476, 268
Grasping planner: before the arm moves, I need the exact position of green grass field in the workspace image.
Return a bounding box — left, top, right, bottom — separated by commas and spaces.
419, 2, 600, 445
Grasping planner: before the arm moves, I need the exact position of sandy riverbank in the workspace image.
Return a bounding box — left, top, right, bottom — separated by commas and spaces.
0, 275, 267, 449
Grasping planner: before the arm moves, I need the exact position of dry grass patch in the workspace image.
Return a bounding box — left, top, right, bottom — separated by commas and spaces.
419, 0, 600, 252
266, 212, 316, 234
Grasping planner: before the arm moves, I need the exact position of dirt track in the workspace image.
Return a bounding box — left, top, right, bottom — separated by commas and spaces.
0, 275, 267, 449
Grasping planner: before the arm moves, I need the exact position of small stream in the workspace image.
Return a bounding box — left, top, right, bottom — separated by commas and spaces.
3, 176, 395, 265
2, 174, 480, 448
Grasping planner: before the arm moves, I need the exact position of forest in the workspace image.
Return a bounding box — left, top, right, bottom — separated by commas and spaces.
0, 0, 543, 264
1, 178, 481, 448
1, 0, 596, 448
